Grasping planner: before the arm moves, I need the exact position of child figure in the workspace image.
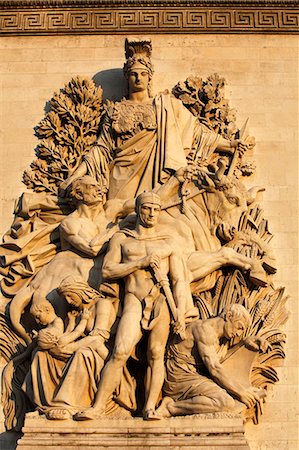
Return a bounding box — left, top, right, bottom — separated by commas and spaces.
30, 300, 108, 360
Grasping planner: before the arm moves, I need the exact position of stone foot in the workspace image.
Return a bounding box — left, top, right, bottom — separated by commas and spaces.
46, 409, 72, 420
155, 397, 174, 418
143, 408, 162, 421
74, 408, 104, 421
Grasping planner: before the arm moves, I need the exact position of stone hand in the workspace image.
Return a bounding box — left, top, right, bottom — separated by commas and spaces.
230, 137, 255, 155
175, 165, 195, 183
81, 308, 91, 320
68, 310, 80, 318
244, 336, 272, 353
173, 309, 186, 339
238, 386, 264, 408
141, 253, 161, 270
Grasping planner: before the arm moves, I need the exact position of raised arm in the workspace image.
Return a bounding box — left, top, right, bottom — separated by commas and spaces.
9, 286, 34, 344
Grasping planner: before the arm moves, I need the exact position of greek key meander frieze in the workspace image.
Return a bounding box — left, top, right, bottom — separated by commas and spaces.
0, 8, 298, 34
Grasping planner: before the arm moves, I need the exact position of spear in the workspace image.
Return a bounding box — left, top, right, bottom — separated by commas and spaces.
227, 118, 249, 177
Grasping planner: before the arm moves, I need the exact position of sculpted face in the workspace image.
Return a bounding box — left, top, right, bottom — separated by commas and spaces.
33, 309, 53, 326
128, 69, 150, 94
65, 293, 82, 309
81, 183, 101, 205
138, 202, 161, 228
223, 318, 246, 340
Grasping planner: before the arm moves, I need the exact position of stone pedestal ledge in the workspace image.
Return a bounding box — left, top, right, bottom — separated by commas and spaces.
17, 411, 250, 450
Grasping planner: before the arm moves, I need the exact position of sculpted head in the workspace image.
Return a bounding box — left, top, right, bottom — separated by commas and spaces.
123, 37, 154, 97
37, 327, 61, 350
58, 276, 100, 309
220, 304, 251, 340
135, 192, 161, 228
70, 176, 107, 205
30, 300, 56, 326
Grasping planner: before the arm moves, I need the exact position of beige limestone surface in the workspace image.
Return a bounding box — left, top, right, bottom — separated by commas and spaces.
0, 34, 298, 450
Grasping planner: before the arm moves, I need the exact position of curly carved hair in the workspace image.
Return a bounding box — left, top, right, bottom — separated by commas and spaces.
220, 303, 251, 329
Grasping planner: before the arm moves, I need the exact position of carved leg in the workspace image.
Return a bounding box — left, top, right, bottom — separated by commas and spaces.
167, 392, 235, 416
144, 301, 170, 420
75, 294, 142, 420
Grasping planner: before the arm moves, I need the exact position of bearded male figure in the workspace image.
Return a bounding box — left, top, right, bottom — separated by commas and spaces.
157, 304, 267, 417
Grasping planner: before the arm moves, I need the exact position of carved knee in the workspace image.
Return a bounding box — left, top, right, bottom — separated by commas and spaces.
219, 392, 235, 411
148, 344, 165, 362
112, 342, 131, 366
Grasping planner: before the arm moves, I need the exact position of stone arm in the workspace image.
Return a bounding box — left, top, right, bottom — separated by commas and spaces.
60, 161, 88, 191
60, 219, 98, 257
89, 225, 120, 255
215, 135, 236, 154
193, 321, 260, 408
104, 198, 135, 223
9, 285, 34, 345
64, 310, 80, 333
102, 233, 151, 281
57, 309, 90, 347
216, 136, 254, 155
168, 252, 189, 334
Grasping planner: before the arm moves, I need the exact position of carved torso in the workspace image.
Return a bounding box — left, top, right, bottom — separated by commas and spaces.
120, 232, 172, 300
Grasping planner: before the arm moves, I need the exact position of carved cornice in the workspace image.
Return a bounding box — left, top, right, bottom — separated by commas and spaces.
0, 0, 298, 34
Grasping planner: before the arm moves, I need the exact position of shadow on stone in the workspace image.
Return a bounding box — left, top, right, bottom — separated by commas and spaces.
0, 431, 23, 450
93, 68, 127, 101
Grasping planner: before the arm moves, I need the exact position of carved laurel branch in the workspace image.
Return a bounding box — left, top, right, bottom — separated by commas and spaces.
23, 76, 103, 194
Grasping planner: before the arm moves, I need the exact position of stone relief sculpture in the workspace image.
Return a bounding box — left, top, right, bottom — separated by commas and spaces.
0, 37, 287, 435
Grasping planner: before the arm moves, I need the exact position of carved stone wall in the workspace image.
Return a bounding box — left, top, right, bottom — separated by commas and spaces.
0, 32, 298, 449
0, 0, 298, 35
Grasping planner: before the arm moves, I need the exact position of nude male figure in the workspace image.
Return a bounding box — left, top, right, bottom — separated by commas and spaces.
156, 304, 267, 417
9, 176, 133, 344
76, 192, 191, 421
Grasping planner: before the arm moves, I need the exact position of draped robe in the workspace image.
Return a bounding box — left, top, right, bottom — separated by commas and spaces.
84, 93, 221, 200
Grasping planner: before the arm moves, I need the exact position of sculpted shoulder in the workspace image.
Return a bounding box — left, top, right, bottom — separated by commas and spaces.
192, 319, 218, 347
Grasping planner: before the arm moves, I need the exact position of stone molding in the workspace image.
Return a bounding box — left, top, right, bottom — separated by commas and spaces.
0, 0, 298, 35
18, 413, 251, 449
